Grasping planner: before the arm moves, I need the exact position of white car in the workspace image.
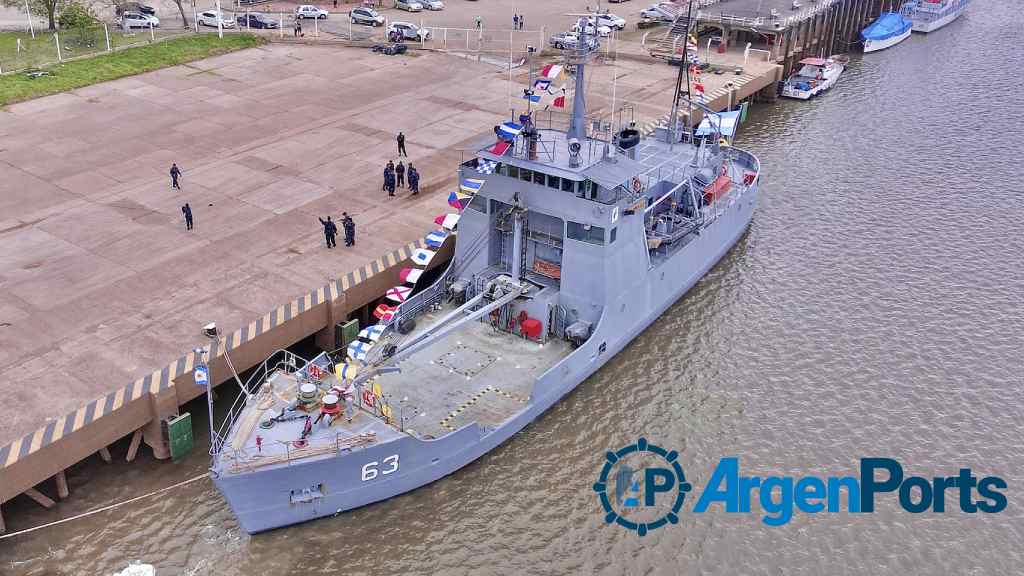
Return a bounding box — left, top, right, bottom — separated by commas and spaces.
420, 0, 444, 9
198, 10, 236, 28
573, 21, 612, 37
295, 4, 329, 19
118, 11, 159, 28
593, 13, 626, 30
387, 21, 430, 41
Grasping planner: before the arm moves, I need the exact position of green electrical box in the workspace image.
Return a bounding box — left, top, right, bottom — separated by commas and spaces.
339, 318, 360, 349
167, 412, 194, 461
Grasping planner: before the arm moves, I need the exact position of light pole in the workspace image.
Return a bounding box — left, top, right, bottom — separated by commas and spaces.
201, 323, 219, 451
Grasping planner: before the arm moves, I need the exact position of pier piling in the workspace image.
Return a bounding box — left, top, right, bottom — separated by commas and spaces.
55, 470, 69, 500
126, 429, 144, 463
98, 447, 112, 464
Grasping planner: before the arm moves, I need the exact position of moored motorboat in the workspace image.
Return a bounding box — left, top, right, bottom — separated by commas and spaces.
902, 0, 969, 33
780, 55, 848, 100
862, 11, 913, 52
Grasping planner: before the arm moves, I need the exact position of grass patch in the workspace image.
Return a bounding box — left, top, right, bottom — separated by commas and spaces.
0, 33, 265, 105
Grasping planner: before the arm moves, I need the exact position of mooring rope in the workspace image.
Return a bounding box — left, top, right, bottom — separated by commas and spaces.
0, 474, 209, 541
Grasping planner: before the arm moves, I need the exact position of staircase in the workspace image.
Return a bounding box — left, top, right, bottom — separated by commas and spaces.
648, 10, 692, 60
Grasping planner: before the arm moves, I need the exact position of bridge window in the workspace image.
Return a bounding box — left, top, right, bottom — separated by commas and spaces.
567, 221, 605, 245
547, 175, 561, 190
520, 168, 533, 182
507, 165, 519, 179
468, 194, 487, 213
609, 227, 617, 244
561, 178, 575, 193
533, 171, 546, 186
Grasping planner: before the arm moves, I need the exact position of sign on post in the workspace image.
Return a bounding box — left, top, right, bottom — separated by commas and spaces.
194, 365, 210, 387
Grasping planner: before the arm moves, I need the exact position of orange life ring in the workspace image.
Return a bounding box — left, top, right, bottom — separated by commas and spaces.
362, 389, 375, 408
721, 162, 729, 176
308, 364, 323, 381
631, 177, 642, 193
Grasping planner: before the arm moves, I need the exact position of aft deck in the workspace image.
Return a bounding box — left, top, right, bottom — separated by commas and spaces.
379, 303, 573, 439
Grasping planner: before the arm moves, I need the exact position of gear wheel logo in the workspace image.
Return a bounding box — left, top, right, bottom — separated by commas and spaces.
593, 437, 692, 536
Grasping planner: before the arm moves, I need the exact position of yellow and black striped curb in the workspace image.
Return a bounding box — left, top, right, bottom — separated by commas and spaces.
439, 385, 529, 432
0, 238, 427, 470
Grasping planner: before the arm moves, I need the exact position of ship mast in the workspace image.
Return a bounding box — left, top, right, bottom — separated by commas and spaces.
564, 15, 596, 142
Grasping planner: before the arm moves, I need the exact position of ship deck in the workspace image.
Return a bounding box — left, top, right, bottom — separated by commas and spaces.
379, 305, 573, 439
215, 306, 573, 474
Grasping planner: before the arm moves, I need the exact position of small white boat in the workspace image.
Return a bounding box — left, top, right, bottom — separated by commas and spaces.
780, 55, 848, 100
903, 0, 969, 33
862, 12, 913, 52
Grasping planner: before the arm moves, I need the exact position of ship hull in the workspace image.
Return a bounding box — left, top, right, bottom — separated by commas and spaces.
214, 184, 760, 534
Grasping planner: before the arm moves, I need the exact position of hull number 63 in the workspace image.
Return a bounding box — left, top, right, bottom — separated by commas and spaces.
361, 455, 399, 481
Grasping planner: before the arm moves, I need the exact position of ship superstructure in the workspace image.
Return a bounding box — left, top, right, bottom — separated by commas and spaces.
210, 25, 761, 534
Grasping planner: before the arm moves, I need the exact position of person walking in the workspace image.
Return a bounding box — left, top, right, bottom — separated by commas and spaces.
475, 15, 481, 29
318, 216, 337, 248
396, 131, 407, 157
395, 161, 406, 189
513, 14, 518, 29
408, 164, 420, 195
294, 18, 303, 37
181, 203, 193, 230
170, 163, 182, 189
342, 212, 356, 246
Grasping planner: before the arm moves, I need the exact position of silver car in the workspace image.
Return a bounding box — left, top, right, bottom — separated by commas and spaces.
350, 7, 384, 25
394, 0, 423, 12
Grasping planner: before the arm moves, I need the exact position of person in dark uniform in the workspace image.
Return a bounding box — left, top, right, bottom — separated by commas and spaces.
395, 161, 405, 189
383, 161, 394, 191
385, 170, 396, 197
342, 212, 355, 246
408, 164, 420, 195
181, 203, 193, 230
397, 131, 407, 157
318, 216, 337, 248
170, 163, 182, 189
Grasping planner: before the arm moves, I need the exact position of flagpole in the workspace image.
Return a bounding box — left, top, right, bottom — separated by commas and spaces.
508, 30, 513, 112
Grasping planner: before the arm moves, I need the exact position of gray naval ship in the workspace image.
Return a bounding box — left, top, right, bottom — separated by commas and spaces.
209, 30, 761, 534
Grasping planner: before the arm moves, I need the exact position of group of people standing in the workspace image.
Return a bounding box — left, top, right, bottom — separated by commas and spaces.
512, 13, 526, 30
319, 213, 356, 249
383, 160, 420, 197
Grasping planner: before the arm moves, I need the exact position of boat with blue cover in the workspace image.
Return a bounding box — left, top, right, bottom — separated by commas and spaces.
862, 11, 913, 52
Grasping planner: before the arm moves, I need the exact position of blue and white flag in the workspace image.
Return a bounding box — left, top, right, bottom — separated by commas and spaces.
412, 248, 436, 266
348, 340, 371, 362
425, 230, 447, 248
358, 324, 386, 342
497, 122, 523, 140
522, 92, 541, 103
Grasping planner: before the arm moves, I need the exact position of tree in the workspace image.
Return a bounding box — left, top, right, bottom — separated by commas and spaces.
2, 0, 64, 31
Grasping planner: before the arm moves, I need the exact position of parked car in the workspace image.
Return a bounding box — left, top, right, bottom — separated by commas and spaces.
350, 7, 384, 25
549, 31, 599, 50
237, 13, 279, 28
295, 4, 329, 19
115, 2, 155, 16
387, 21, 430, 41
420, 0, 444, 10
394, 0, 423, 11
592, 13, 626, 30
572, 20, 612, 37
198, 10, 236, 28
117, 11, 159, 28
640, 3, 675, 21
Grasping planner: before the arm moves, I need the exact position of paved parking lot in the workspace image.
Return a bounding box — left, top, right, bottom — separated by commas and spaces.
0, 0, 694, 450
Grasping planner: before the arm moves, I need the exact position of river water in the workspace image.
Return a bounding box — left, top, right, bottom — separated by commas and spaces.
4, 2, 1024, 574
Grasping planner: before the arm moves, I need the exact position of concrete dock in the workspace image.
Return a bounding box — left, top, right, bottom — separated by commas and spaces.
0, 0, 788, 532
